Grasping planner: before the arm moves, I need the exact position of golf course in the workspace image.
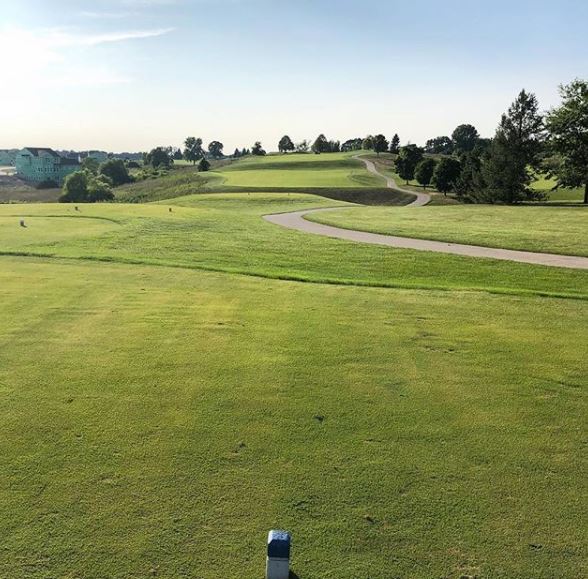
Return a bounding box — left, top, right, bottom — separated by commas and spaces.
1, 151, 586, 578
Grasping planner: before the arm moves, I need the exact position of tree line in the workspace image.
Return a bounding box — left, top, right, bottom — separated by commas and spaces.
394, 79, 587, 204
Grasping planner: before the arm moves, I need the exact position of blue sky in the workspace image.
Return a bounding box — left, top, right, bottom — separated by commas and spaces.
1, 0, 586, 152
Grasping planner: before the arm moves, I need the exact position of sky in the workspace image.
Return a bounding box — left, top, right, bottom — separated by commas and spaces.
0, 0, 586, 153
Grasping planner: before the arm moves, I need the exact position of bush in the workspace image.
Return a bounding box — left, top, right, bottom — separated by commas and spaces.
198, 158, 211, 172
59, 170, 114, 203
99, 159, 132, 186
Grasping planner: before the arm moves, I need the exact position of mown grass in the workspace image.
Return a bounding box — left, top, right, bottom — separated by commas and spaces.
116, 152, 386, 203
1, 195, 587, 299
307, 205, 588, 257
0, 256, 586, 578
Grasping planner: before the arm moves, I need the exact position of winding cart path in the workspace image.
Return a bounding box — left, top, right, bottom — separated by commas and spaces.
263, 156, 588, 270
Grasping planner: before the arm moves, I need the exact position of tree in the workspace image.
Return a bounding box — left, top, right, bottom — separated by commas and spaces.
433, 157, 461, 195
233, 148, 241, 158
362, 135, 374, 150
312, 134, 328, 154
60, 171, 89, 202
414, 158, 436, 189
373, 134, 389, 156
452, 124, 479, 154
251, 141, 266, 156
425, 136, 453, 155
59, 171, 113, 203
480, 89, 545, 204
99, 159, 132, 186
198, 157, 211, 172
145, 147, 172, 169
295, 140, 310, 153
81, 157, 99, 174
172, 148, 183, 160
545, 79, 588, 204
208, 141, 224, 159
389, 133, 400, 154
341, 138, 363, 152
278, 135, 295, 154
183, 137, 204, 164
454, 152, 484, 202
87, 174, 114, 202
395, 144, 424, 184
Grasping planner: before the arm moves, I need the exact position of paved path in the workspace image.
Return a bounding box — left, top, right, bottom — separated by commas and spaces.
354, 155, 431, 206
263, 156, 588, 270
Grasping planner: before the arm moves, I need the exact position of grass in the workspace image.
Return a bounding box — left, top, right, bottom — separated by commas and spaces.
530, 174, 584, 202
0, 256, 586, 579
307, 205, 588, 257
116, 152, 387, 203
1, 153, 587, 578
1, 196, 587, 299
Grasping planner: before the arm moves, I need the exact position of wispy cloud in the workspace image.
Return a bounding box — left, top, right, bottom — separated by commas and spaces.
49, 27, 175, 47
81, 11, 131, 19
0, 25, 173, 87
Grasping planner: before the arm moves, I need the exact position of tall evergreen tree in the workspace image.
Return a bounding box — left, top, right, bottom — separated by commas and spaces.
481, 90, 544, 204
389, 133, 400, 154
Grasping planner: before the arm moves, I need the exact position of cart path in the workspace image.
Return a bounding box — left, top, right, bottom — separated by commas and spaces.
263, 157, 588, 270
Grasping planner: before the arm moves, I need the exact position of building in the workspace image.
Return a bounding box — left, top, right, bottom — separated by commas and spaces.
15, 147, 80, 185
0, 149, 17, 166
79, 150, 109, 163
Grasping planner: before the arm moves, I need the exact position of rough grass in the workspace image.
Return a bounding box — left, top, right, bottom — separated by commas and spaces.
0, 257, 586, 579
307, 205, 588, 257
1, 195, 587, 299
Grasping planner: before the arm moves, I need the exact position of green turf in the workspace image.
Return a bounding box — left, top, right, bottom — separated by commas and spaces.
1, 165, 587, 578
531, 174, 584, 202
308, 205, 588, 257
1, 195, 587, 299
116, 152, 386, 203
0, 257, 586, 579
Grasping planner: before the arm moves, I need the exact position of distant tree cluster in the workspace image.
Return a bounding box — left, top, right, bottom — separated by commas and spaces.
59, 158, 134, 203
311, 134, 341, 154
392, 79, 588, 204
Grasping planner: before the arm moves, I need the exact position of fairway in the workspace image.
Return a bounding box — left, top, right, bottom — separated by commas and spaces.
1, 256, 586, 579
217, 152, 385, 189
307, 205, 588, 257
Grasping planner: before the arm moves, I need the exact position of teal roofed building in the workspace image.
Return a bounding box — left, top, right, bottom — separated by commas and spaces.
0, 149, 17, 166
15, 147, 80, 185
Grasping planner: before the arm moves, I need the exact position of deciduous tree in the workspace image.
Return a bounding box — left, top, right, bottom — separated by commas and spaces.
183, 136, 204, 164
395, 144, 424, 184
433, 157, 461, 195
278, 135, 295, 154
452, 124, 479, 154
373, 134, 389, 156
208, 141, 224, 159
414, 158, 436, 189
251, 141, 266, 156
545, 79, 588, 204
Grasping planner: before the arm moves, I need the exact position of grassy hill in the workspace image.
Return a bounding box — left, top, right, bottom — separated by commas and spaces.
116, 151, 404, 205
